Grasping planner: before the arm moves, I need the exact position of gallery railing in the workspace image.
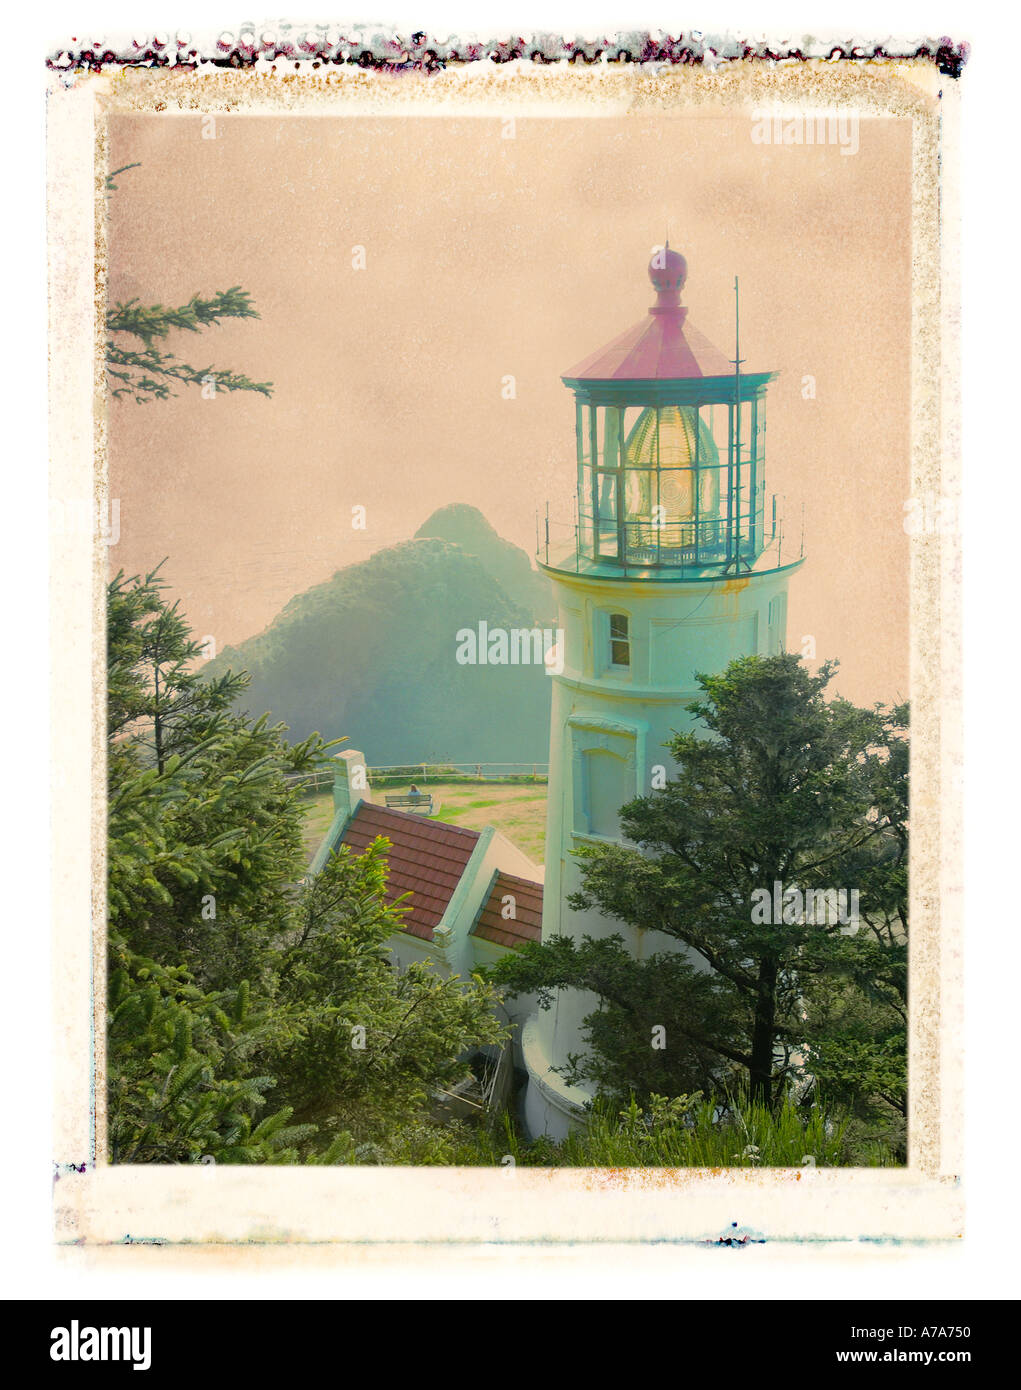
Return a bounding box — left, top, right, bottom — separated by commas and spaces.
537, 492, 802, 578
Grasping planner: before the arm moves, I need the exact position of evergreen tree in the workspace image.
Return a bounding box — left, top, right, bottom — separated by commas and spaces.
491, 654, 908, 1130
107, 567, 505, 1163
105, 164, 273, 403
106, 289, 274, 402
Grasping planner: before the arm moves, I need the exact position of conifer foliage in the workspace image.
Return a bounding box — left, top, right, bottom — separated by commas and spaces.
107, 566, 505, 1164
106, 289, 274, 403
490, 654, 908, 1160
104, 164, 273, 403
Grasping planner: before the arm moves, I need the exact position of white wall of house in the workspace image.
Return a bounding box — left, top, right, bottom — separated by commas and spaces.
312, 747, 546, 1084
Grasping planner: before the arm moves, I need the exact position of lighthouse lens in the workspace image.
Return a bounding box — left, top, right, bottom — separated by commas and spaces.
620, 405, 721, 560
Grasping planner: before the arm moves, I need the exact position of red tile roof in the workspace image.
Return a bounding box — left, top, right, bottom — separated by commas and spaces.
338, 802, 480, 941
473, 871, 543, 950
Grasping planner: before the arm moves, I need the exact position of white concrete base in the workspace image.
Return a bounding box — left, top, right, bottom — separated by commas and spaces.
521, 1014, 591, 1141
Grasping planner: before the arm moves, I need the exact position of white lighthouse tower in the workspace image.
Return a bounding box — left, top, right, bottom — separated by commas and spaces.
522, 246, 805, 1138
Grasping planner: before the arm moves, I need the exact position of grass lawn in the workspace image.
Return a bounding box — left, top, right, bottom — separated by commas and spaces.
301, 781, 548, 865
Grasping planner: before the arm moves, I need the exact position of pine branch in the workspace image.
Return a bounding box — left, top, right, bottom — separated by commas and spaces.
105, 289, 274, 401
106, 345, 273, 401
105, 163, 142, 191
107, 289, 262, 345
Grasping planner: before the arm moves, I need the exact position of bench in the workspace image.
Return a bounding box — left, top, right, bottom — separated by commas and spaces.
385, 793, 434, 815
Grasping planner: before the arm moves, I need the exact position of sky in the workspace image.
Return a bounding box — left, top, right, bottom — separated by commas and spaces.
107, 108, 912, 707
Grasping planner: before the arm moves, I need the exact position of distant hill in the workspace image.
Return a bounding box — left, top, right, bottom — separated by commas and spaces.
414, 503, 553, 622
207, 506, 555, 765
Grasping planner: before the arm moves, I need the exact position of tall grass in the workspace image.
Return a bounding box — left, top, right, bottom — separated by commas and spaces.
553, 1093, 846, 1168
436, 1089, 902, 1168
335, 1090, 903, 1168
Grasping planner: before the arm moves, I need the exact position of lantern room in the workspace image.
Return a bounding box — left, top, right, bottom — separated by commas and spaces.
540, 246, 797, 578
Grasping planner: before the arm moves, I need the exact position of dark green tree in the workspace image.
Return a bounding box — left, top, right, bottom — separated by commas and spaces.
796, 708, 908, 1154
492, 655, 908, 1117
107, 567, 505, 1163
490, 932, 743, 1105
105, 164, 272, 402
108, 563, 249, 773
106, 289, 274, 402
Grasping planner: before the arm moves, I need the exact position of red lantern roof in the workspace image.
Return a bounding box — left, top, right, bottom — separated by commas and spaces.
564, 246, 734, 382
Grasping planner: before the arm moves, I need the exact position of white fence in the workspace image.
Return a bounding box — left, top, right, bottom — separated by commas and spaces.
285, 762, 549, 791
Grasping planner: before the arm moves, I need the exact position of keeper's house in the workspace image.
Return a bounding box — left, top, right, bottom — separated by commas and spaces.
311, 751, 543, 1010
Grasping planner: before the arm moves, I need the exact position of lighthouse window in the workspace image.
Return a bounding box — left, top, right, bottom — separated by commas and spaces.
609, 613, 630, 667
767, 594, 788, 655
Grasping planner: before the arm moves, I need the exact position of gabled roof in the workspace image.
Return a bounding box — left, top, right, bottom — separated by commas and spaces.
472, 871, 543, 949
338, 802, 480, 941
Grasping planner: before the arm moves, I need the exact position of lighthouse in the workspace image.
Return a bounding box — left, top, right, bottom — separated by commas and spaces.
522, 245, 806, 1138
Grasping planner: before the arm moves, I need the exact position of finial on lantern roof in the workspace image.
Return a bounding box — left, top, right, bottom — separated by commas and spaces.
561, 241, 742, 381
648, 244, 688, 313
